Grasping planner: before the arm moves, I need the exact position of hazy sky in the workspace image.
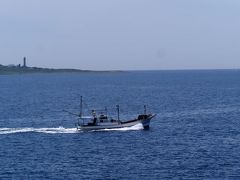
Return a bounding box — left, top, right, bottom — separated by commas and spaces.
1, 0, 240, 70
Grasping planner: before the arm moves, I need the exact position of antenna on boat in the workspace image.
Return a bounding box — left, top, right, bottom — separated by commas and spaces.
144, 105, 147, 115
116, 105, 120, 121
80, 96, 83, 118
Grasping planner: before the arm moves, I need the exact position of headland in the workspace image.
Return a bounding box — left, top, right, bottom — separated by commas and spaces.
0, 57, 118, 75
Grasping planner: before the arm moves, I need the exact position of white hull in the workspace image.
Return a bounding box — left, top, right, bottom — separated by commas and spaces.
78, 121, 139, 131
77, 115, 156, 131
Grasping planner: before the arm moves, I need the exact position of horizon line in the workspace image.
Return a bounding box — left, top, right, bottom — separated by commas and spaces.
1, 63, 239, 72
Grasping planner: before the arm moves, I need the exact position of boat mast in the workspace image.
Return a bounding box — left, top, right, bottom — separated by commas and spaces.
144, 105, 147, 115
80, 96, 83, 118
116, 105, 120, 121
105, 106, 108, 117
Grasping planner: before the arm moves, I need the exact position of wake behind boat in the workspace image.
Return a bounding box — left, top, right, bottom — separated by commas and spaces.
67, 97, 156, 131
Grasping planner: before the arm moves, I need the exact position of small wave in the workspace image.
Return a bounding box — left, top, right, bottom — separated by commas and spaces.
0, 127, 77, 134
160, 106, 240, 119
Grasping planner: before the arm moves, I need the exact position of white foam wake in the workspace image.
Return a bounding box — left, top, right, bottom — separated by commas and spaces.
0, 127, 77, 135
0, 124, 144, 134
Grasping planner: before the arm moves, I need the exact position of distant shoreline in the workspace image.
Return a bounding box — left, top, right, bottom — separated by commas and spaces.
0, 64, 122, 75
1, 64, 239, 75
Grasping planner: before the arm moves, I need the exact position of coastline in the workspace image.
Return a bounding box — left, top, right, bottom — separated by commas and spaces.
0, 65, 122, 75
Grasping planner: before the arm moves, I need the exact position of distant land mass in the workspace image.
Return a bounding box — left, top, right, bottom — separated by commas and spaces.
0, 64, 119, 75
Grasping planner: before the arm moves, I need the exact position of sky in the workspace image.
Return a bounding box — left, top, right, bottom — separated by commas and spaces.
0, 0, 240, 70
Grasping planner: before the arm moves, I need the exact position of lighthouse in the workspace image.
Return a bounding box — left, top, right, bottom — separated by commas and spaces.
23, 57, 27, 67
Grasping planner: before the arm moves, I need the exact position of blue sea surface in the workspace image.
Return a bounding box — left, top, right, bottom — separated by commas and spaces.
1, 70, 240, 179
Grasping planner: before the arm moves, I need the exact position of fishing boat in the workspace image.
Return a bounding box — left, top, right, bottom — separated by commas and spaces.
67, 97, 156, 131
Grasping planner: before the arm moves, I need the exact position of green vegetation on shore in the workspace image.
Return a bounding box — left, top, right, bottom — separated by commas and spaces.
0, 64, 116, 74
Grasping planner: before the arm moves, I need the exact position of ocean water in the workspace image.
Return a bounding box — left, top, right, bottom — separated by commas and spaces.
1, 70, 240, 179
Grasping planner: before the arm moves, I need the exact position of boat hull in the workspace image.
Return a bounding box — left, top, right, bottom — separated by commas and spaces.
77, 114, 156, 131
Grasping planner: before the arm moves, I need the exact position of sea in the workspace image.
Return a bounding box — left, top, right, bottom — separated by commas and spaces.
0, 70, 240, 179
